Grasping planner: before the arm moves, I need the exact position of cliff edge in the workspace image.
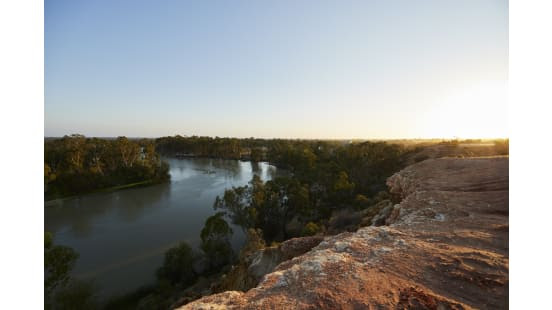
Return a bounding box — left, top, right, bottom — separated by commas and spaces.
180, 157, 509, 309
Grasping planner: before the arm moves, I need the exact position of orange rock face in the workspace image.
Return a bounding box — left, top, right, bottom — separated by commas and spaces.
180, 157, 509, 309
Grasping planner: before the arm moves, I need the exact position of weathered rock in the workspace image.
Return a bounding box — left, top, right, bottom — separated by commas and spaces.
211, 235, 324, 294
371, 202, 394, 226
247, 235, 324, 284
358, 199, 393, 227
179, 157, 509, 309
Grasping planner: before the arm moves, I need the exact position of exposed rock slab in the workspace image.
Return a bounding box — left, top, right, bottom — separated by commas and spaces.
180, 157, 509, 309
245, 235, 325, 287
209, 235, 324, 296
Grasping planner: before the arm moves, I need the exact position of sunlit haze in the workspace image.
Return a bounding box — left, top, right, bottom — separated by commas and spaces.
45, 0, 508, 139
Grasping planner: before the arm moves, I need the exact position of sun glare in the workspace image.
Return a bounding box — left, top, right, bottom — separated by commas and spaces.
422, 80, 508, 139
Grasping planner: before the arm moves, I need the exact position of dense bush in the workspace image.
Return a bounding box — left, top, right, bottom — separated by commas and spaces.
301, 222, 322, 236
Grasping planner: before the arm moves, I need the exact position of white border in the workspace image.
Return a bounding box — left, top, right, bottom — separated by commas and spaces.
510, 0, 552, 308
0, 0, 44, 308
3, 0, 552, 307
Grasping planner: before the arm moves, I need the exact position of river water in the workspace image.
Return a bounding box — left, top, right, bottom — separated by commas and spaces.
44, 158, 280, 299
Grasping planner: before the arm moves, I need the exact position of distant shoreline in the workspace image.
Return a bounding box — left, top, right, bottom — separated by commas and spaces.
44, 179, 160, 204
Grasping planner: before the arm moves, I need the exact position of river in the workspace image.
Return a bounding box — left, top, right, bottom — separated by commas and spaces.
44, 158, 281, 299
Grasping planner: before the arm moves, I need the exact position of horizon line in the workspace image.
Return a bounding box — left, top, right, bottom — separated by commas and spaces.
44, 135, 509, 140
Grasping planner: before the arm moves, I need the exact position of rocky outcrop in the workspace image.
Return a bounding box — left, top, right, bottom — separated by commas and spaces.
180, 157, 509, 309
244, 236, 325, 287
210, 236, 324, 294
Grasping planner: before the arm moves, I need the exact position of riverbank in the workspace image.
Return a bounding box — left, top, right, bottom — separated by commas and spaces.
44, 179, 164, 203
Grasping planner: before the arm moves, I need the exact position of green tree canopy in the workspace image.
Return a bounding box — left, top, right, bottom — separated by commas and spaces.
156, 242, 197, 286
200, 212, 234, 272
45, 135, 170, 199
44, 232, 79, 296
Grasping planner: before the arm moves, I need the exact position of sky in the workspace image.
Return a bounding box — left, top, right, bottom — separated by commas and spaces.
45, 0, 508, 139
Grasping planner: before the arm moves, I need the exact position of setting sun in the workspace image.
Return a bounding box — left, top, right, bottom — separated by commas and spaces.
422, 80, 508, 139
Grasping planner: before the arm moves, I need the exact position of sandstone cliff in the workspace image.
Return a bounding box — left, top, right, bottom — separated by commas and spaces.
180, 157, 509, 309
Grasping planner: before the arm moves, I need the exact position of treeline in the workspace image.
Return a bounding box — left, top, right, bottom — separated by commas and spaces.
155, 136, 339, 162
45, 135, 170, 199
155, 136, 257, 160
215, 140, 411, 243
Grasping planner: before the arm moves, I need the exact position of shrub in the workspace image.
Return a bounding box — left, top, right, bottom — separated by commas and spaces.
240, 228, 266, 259
45, 232, 78, 296
328, 209, 361, 233
301, 222, 321, 236
200, 213, 234, 273
156, 242, 197, 286
49, 280, 98, 310
353, 194, 372, 210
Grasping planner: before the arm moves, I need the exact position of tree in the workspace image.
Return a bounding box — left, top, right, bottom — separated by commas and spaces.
200, 212, 234, 272
215, 175, 311, 242
44, 232, 79, 296
354, 194, 371, 210
328, 171, 355, 205
239, 229, 265, 258
214, 185, 256, 232
50, 280, 98, 310
301, 222, 321, 236
250, 148, 263, 162
44, 164, 56, 192
116, 136, 140, 168
86, 138, 106, 175
156, 242, 197, 286
63, 134, 86, 172
259, 177, 310, 241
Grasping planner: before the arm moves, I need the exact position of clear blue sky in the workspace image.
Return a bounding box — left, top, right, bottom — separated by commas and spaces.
45, 0, 508, 139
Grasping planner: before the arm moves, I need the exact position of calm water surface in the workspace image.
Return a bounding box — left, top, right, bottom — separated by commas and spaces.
44, 158, 280, 299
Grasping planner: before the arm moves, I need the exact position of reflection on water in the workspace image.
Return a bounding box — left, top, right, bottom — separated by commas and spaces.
44, 158, 281, 299
45, 184, 170, 237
